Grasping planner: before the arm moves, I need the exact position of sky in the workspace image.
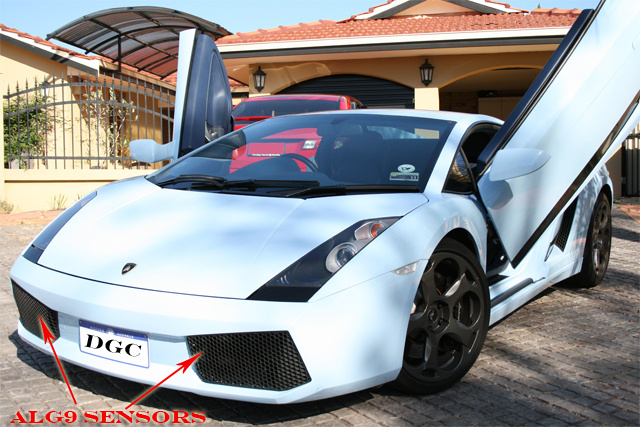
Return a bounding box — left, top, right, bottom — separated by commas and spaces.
0, 0, 600, 46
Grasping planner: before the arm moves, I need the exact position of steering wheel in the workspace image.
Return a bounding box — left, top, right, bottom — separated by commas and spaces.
281, 153, 319, 172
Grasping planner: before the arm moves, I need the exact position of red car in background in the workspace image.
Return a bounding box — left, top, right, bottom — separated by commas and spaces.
230, 94, 365, 171
232, 94, 365, 129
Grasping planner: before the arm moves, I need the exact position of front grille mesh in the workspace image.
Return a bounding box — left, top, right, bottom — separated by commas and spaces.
187, 331, 311, 391
12, 280, 59, 340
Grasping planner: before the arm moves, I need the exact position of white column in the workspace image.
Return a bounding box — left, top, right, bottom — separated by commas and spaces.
414, 87, 439, 110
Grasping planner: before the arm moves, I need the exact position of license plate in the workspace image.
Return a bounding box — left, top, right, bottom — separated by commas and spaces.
79, 320, 149, 368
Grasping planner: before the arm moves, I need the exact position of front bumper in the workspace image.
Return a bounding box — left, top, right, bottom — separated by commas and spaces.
10, 255, 419, 404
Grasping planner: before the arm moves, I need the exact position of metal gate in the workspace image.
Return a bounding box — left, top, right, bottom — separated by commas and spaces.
3, 70, 175, 170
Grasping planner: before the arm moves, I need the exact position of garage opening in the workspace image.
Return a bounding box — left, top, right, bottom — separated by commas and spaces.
279, 74, 414, 109
440, 67, 541, 119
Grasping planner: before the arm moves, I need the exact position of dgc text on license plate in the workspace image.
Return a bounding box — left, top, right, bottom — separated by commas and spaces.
79, 320, 149, 368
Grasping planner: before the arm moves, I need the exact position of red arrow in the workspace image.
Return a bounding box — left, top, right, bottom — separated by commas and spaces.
39, 316, 77, 405
126, 352, 202, 409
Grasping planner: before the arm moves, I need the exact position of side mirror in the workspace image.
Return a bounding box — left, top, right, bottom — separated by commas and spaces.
129, 140, 177, 164
489, 148, 551, 181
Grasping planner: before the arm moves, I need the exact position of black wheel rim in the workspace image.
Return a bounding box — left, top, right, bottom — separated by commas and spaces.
591, 199, 611, 279
403, 251, 486, 383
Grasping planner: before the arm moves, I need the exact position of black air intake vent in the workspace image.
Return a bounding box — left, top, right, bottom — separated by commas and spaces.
555, 199, 578, 251
12, 281, 59, 340
187, 331, 311, 391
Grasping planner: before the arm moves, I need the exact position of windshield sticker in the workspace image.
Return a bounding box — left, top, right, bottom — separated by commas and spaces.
398, 164, 416, 173
390, 172, 419, 182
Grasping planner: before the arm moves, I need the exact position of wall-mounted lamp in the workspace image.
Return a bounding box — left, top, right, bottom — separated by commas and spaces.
39, 80, 52, 97
253, 66, 266, 93
419, 59, 434, 87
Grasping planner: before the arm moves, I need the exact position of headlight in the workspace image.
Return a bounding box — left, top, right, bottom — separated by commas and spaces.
326, 242, 360, 272
248, 217, 399, 302
23, 191, 97, 264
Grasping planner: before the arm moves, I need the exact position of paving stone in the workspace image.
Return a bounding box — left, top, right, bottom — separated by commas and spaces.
378, 416, 414, 427
397, 411, 432, 425
537, 417, 569, 426
613, 410, 640, 424
1, 204, 638, 425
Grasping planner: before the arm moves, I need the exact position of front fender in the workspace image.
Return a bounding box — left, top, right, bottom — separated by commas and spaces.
310, 194, 487, 301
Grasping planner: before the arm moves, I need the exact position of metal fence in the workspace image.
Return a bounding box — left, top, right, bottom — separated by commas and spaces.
3, 71, 175, 170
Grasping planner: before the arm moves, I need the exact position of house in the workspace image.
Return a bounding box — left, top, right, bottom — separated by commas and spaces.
1, 0, 637, 212
217, 0, 579, 115
215, 0, 635, 196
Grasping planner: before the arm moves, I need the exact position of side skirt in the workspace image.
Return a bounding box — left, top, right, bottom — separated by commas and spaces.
488, 257, 582, 326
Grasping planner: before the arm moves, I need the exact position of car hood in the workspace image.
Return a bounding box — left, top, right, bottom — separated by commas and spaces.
38, 177, 427, 299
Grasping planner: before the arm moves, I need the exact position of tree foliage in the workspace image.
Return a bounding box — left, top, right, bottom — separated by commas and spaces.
82, 87, 137, 165
3, 84, 53, 168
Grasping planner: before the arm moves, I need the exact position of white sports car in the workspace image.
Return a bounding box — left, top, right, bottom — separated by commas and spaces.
11, 0, 640, 404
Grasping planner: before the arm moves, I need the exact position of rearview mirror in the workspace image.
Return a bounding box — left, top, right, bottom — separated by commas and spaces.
489, 148, 550, 181
130, 139, 176, 164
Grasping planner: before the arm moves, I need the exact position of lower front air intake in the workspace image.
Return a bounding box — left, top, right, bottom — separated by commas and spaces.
187, 331, 311, 391
12, 280, 59, 340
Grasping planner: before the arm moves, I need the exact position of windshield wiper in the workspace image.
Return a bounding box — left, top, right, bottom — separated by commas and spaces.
154, 174, 227, 188
193, 179, 320, 192
155, 175, 321, 192
280, 184, 422, 198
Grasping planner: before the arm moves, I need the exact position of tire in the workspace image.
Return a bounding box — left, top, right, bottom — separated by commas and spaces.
566, 191, 612, 288
393, 238, 489, 394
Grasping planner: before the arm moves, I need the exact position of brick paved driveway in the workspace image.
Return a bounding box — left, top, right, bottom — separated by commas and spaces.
1, 205, 638, 426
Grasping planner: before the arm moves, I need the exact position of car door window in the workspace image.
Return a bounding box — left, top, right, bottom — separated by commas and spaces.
461, 126, 499, 168
444, 126, 498, 194
444, 150, 474, 193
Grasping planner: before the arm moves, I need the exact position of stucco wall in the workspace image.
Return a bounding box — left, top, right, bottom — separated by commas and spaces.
1, 42, 70, 85
3, 169, 148, 212
248, 51, 553, 97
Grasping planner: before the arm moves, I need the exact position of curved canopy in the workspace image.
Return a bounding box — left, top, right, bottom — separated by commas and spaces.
47, 7, 231, 79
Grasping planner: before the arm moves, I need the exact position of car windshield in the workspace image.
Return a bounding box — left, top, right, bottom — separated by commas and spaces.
233, 98, 341, 118
148, 113, 455, 197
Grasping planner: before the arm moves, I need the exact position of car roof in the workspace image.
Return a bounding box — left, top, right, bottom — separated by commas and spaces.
238, 94, 347, 102
285, 108, 503, 127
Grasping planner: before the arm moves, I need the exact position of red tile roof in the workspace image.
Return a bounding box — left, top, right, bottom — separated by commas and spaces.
484, 0, 527, 12
218, 8, 581, 45
349, 0, 528, 20
531, 7, 583, 16
1, 23, 95, 60
349, 0, 402, 20
4, 3, 583, 85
